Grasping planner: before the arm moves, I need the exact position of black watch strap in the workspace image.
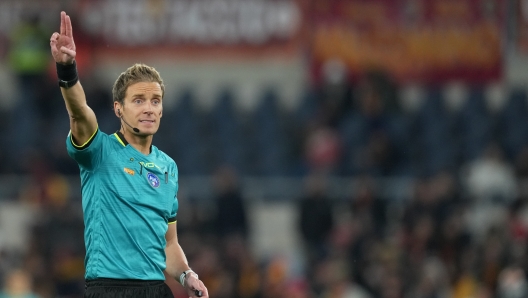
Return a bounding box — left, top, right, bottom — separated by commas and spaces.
58, 76, 79, 89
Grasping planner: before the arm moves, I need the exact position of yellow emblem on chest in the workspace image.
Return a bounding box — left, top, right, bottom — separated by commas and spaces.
124, 167, 135, 175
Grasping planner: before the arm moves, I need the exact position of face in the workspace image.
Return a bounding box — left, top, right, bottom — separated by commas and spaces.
115, 82, 163, 135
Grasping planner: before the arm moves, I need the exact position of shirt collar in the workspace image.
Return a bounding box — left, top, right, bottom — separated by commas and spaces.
114, 130, 152, 153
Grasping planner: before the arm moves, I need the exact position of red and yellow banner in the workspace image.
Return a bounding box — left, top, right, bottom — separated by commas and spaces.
309, 0, 506, 84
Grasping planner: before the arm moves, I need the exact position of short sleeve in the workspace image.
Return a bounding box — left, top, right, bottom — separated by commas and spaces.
66, 128, 108, 171
168, 163, 179, 224
168, 198, 178, 224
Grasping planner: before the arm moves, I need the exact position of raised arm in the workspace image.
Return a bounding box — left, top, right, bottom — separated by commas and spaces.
50, 11, 97, 145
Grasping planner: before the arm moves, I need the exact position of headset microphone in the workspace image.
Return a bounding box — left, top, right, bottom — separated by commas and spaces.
118, 109, 140, 133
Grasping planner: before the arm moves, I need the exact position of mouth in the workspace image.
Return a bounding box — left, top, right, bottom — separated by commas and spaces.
139, 120, 155, 124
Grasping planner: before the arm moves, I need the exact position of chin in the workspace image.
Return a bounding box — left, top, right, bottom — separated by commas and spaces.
140, 128, 158, 136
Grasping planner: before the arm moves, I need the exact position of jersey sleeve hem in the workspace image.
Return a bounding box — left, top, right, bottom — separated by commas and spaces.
70, 127, 99, 150
168, 217, 177, 224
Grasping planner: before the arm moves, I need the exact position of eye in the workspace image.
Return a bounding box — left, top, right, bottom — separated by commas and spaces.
134, 98, 142, 104
152, 99, 161, 105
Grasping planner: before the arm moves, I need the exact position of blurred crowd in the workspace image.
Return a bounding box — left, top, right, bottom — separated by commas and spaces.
1, 9, 528, 298
1, 160, 528, 298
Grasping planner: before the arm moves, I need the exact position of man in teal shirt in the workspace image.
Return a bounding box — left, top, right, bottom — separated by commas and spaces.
50, 11, 208, 298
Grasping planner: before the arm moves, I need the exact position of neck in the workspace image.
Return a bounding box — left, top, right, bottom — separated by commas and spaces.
120, 128, 153, 155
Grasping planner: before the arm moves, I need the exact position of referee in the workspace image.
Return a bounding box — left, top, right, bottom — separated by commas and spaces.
49, 11, 209, 298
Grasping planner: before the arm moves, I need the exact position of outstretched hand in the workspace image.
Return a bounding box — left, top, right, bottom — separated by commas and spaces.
50, 11, 76, 65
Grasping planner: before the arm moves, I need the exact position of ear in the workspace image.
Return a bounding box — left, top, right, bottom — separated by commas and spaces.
113, 102, 121, 118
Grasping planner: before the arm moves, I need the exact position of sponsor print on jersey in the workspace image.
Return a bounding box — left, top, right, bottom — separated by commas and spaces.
147, 172, 160, 188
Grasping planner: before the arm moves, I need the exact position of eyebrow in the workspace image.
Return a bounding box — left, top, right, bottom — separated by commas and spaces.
131, 93, 162, 98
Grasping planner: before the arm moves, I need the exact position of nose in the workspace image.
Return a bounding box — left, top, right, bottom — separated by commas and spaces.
144, 102, 154, 114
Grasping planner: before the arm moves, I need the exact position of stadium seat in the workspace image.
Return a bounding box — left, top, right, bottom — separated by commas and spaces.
414, 88, 457, 174
161, 90, 208, 175
209, 88, 248, 174
249, 88, 290, 175
456, 87, 493, 162
497, 88, 528, 161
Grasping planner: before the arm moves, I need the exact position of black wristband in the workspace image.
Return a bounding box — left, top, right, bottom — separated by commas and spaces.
57, 61, 79, 89
56, 61, 78, 81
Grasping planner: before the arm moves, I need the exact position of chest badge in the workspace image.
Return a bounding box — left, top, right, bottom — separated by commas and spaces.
146, 172, 160, 188
124, 167, 135, 175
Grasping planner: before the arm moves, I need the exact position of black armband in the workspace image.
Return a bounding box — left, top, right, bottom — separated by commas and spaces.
57, 61, 79, 89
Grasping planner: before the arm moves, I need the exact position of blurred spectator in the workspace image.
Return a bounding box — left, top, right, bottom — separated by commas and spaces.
405, 257, 451, 298
0, 269, 40, 298
189, 245, 233, 298
260, 257, 289, 298
17, 151, 70, 208
496, 266, 528, 298
403, 172, 461, 246
315, 257, 371, 298
349, 176, 387, 238
7, 12, 52, 167
221, 235, 261, 298
463, 142, 518, 204
283, 278, 313, 298
211, 165, 248, 239
31, 199, 84, 297
477, 226, 508, 292
339, 71, 407, 176
507, 200, 528, 269
463, 143, 518, 243
452, 271, 480, 298
12, 149, 84, 297
436, 207, 472, 278
8, 12, 49, 80
304, 126, 342, 174
297, 172, 335, 264
513, 145, 528, 177
316, 59, 352, 128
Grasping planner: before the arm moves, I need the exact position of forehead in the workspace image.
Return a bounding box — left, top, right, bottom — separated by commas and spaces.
125, 82, 163, 98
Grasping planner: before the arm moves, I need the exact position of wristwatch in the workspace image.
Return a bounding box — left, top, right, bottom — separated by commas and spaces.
179, 269, 198, 286
58, 76, 79, 89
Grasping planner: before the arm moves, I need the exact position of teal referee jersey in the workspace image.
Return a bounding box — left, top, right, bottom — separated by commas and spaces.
66, 129, 179, 280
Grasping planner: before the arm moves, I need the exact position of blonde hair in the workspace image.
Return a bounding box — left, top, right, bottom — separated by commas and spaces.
112, 63, 165, 104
